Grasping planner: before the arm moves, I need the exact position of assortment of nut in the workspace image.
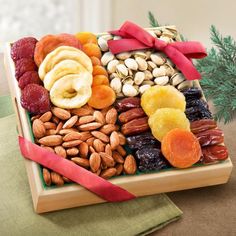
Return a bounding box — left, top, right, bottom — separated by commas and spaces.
31, 105, 137, 186
98, 28, 193, 97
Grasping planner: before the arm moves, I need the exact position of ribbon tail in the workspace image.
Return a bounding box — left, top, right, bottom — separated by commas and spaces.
19, 136, 136, 202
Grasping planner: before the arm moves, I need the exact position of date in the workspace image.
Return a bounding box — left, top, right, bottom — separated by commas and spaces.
115, 97, 140, 112
118, 108, 146, 123
121, 117, 149, 135
191, 119, 217, 134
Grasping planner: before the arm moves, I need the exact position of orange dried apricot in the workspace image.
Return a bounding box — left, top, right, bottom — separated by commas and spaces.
161, 128, 201, 168
92, 75, 109, 86
83, 43, 102, 59
75, 32, 97, 45
92, 65, 108, 77
88, 85, 116, 109
90, 56, 101, 66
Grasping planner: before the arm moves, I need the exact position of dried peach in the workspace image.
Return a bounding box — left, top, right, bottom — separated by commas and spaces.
88, 85, 116, 109
92, 65, 108, 77
75, 32, 97, 44
92, 75, 109, 86
83, 43, 102, 59
141, 85, 186, 116
90, 56, 101, 66
148, 108, 190, 142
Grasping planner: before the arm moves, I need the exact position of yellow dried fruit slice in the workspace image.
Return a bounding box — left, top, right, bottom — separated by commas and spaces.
141, 85, 186, 116
148, 108, 190, 142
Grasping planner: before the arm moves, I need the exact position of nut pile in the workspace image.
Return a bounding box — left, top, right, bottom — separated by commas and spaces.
31, 105, 137, 186
97, 28, 194, 97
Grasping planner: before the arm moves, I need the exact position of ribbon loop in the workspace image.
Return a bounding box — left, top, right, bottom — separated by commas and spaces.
154, 38, 167, 51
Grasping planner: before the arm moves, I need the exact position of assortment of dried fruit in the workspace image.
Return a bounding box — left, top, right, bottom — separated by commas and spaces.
10, 28, 229, 187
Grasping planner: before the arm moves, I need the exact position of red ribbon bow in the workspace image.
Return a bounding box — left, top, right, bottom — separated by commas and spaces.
108, 21, 207, 81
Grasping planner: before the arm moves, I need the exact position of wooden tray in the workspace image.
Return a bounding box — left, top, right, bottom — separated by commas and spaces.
4, 26, 233, 213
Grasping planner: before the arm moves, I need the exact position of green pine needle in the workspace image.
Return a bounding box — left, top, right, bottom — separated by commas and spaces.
148, 11, 159, 27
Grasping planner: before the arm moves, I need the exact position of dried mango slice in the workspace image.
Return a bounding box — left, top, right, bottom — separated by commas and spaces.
148, 108, 190, 142
141, 85, 186, 116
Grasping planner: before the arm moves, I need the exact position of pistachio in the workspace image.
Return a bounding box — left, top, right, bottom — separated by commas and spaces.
150, 53, 166, 66
101, 52, 114, 66
110, 72, 119, 79
124, 58, 138, 70
147, 61, 157, 70
98, 37, 108, 51
154, 29, 162, 37
122, 78, 134, 85
177, 80, 193, 90
128, 69, 133, 76
144, 70, 153, 80
142, 80, 155, 86
161, 64, 174, 77
160, 36, 173, 43
107, 59, 119, 74
139, 84, 151, 94
110, 78, 122, 94
135, 57, 148, 71
116, 64, 128, 77
134, 72, 145, 85
152, 67, 166, 77
166, 58, 175, 67
171, 73, 185, 86
116, 52, 131, 60
101, 34, 113, 41
122, 84, 139, 97
133, 50, 147, 59
154, 76, 169, 86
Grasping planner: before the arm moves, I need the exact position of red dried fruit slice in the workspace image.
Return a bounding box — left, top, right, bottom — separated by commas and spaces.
11, 37, 38, 62
15, 58, 37, 80
34, 34, 82, 66
18, 71, 42, 90
21, 84, 50, 114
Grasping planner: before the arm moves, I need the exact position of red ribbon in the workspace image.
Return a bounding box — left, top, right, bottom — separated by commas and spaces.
19, 136, 136, 202
108, 21, 207, 81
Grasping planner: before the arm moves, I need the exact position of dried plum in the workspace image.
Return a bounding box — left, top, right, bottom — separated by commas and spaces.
186, 99, 208, 109
185, 104, 213, 121
182, 87, 202, 100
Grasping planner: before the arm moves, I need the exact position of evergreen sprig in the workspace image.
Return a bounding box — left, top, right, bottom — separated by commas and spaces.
148, 11, 159, 27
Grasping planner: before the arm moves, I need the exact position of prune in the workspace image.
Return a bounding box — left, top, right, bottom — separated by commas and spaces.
185, 105, 212, 121
186, 99, 208, 109
126, 132, 161, 150
135, 147, 170, 172
18, 71, 42, 89
182, 87, 202, 100
15, 58, 37, 80
115, 97, 140, 112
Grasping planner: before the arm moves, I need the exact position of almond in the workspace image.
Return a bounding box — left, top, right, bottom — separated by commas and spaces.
80, 131, 93, 141
116, 145, 127, 157
71, 157, 90, 168
86, 137, 95, 146
124, 154, 137, 174
93, 111, 105, 125
43, 168, 51, 186
62, 115, 78, 129
33, 119, 46, 138
41, 146, 55, 153
54, 146, 67, 158
115, 164, 123, 176
71, 105, 94, 116
52, 107, 71, 120
105, 144, 112, 156
100, 168, 117, 179
63, 131, 82, 142
105, 108, 118, 124
31, 114, 40, 122
59, 128, 78, 135
62, 176, 71, 183
99, 152, 115, 167
39, 111, 52, 122
95, 168, 101, 176
112, 151, 124, 164
52, 115, 60, 124
79, 142, 89, 158
44, 122, 57, 130
99, 124, 118, 135
89, 152, 101, 172
91, 131, 109, 143
55, 121, 63, 134
79, 122, 102, 131
51, 172, 64, 186
62, 139, 83, 148
110, 131, 120, 150
45, 129, 57, 136
93, 139, 105, 152
89, 146, 96, 153
39, 135, 62, 146
117, 132, 126, 145
66, 147, 79, 156
101, 106, 111, 117
77, 115, 95, 125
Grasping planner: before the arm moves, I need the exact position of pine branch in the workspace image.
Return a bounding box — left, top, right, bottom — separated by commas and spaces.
148, 11, 159, 27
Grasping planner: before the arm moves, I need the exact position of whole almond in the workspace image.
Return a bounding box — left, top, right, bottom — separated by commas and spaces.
99, 124, 118, 135
41, 146, 55, 153
79, 142, 89, 158
100, 168, 117, 179
71, 157, 90, 168
77, 115, 95, 125
115, 163, 124, 176
124, 155, 137, 174
101, 162, 107, 170
51, 172, 64, 186
66, 147, 79, 156
55, 121, 63, 134
101, 106, 111, 117
110, 131, 120, 150
71, 105, 94, 116
95, 168, 101, 176
62, 176, 71, 183
86, 137, 95, 146
93, 111, 105, 125
43, 168, 51, 186
59, 128, 78, 135
79, 122, 102, 131
118, 132, 126, 145
99, 152, 115, 167
105, 108, 118, 124
105, 144, 112, 156
39, 135, 62, 146
93, 139, 105, 152
52, 115, 60, 124
89, 152, 101, 172
33, 119, 46, 138
45, 129, 57, 136
39, 111, 52, 122
62, 140, 83, 148
63, 131, 82, 142
31, 114, 40, 122
52, 107, 71, 120
91, 131, 109, 143
116, 145, 127, 157
54, 146, 67, 158
80, 131, 93, 141
62, 115, 78, 129
89, 146, 96, 153
44, 122, 57, 130
112, 151, 124, 164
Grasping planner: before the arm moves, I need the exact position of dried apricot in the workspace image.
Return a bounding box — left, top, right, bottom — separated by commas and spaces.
141, 85, 186, 116
88, 85, 116, 109
83, 43, 102, 59
92, 65, 108, 77
161, 128, 201, 168
75, 32, 97, 44
92, 75, 109, 86
90, 56, 101, 66
148, 108, 190, 142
